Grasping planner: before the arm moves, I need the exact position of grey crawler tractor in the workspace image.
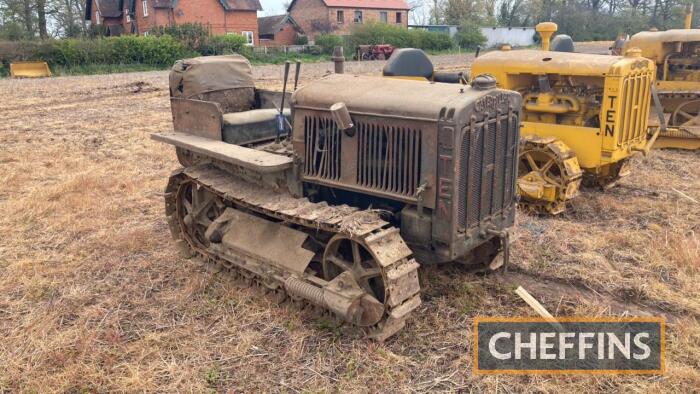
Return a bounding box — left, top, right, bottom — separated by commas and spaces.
153, 55, 522, 340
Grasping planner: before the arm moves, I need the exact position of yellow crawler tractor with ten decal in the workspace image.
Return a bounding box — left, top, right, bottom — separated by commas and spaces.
468, 23, 659, 214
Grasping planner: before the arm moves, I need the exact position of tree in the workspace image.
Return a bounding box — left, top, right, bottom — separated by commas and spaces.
37, 0, 47, 38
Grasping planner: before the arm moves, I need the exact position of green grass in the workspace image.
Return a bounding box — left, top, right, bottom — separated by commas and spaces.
0, 53, 332, 78
50, 63, 167, 76
247, 52, 331, 65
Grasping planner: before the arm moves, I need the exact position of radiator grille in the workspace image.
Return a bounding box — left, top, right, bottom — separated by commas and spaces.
458, 111, 518, 229
617, 71, 653, 146
303, 115, 342, 181
356, 121, 422, 198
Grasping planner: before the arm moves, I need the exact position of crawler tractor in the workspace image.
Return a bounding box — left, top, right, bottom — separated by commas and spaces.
469, 23, 660, 214
622, 4, 700, 149
384, 25, 659, 214
153, 55, 522, 339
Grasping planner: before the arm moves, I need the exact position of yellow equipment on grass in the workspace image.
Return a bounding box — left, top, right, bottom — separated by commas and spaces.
469, 23, 659, 214
622, 4, 700, 149
10, 61, 52, 78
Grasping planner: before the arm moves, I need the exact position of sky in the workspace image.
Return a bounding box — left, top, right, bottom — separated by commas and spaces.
259, 0, 288, 16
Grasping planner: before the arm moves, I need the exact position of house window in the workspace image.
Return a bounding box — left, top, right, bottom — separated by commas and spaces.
242, 31, 254, 46
396, 12, 402, 23
95, 10, 101, 25
125, 9, 131, 22
354, 10, 362, 24
143, 0, 148, 17
380, 11, 387, 23
337, 10, 344, 24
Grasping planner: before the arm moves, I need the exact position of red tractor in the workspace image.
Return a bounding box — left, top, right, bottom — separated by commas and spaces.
355, 44, 396, 60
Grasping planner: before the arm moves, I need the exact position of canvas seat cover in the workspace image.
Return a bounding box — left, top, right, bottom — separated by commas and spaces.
169, 55, 255, 98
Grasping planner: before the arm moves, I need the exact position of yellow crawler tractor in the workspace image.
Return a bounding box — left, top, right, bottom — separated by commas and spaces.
623, 4, 700, 149
468, 23, 660, 214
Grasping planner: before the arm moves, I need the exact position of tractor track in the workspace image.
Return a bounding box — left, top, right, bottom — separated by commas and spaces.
165, 163, 422, 340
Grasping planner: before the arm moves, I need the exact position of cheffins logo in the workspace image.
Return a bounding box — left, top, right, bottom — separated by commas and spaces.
473, 317, 665, 374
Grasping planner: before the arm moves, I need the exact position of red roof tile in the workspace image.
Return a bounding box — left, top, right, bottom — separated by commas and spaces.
323, 0, 411, 10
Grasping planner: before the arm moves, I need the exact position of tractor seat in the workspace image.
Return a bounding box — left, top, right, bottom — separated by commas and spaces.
382, 48, 434, 79
222, 108, 291, 145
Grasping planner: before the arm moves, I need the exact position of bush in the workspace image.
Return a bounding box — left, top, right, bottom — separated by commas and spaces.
315, 34, 343, 54
295, 35, 309, 45
151, 23, 210, 52
198, 34, 247, 56
455, 22, 486, 49
304, 45, 322, 55
349, 23, 453, 51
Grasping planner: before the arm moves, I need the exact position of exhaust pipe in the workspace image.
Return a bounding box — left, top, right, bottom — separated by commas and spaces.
332, 46, 345, 74
536, 22, 558, 51
685, 4, 694, 29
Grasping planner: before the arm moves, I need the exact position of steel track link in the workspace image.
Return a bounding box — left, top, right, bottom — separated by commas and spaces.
163, 163, 422, 340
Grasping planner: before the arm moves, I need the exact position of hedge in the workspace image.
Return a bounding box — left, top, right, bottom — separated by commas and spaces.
349, 23, 454, 51
0, 35, 196, 71
315, 34, 344, 54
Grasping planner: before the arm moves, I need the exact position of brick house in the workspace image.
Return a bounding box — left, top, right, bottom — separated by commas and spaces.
258, 14, 304, 47
287, 0, 410, 41
84, 0, 262, 44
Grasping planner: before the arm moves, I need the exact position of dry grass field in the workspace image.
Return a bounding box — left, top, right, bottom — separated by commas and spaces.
1, 52, 698, 392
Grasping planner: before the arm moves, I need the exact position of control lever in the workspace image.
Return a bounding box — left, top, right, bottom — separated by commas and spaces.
293, 60, 301, 90
276, 61, 291, 143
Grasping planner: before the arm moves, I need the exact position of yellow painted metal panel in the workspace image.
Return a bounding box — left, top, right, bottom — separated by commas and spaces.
520, 122, 603, 169
624, 29, 700, 64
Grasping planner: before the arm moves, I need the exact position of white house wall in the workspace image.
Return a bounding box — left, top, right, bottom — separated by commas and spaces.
480, 27, 535, 48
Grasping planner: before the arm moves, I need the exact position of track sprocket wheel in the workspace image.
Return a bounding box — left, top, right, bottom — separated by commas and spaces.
670, 99, 700, 128
323, 235, 386, 304
517, 136, 583, 215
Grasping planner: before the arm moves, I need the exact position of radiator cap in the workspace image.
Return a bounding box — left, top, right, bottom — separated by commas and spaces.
625, 47, 642, 58
471, 74, 497, 90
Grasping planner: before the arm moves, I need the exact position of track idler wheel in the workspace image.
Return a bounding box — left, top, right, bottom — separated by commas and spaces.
174, 180, 225, 250
517, 136, 583, 214
670, 99, 700, 128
